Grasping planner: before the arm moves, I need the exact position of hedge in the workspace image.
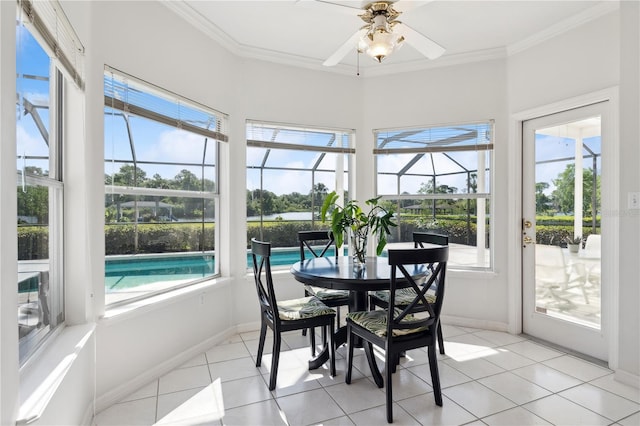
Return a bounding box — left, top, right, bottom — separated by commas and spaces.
17, 216, 601, 260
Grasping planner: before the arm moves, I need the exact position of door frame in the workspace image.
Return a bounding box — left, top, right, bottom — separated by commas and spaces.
508, 87, 620, 367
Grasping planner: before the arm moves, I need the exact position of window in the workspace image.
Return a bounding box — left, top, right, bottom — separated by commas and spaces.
16, 0, 79, 361
375, 121, 494, 270
246, 121, 354, 267
104, 67, 228, 306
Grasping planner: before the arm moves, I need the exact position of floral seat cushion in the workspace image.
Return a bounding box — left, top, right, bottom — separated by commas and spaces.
347, 309, 429, 337
277, 296, 336, 321
371, 288, 436, 306
305, 285, 349, 300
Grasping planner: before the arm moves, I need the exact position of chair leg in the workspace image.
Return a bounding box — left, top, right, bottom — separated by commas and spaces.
328, 320, 336, 377
269, 332, 282, 391
256, 321, 267, 367
364, 341, 383, 388
427, 343, 443, 406
310, 327, 316, 356
321, 324, 327, 348
386, 351, 394, 423
437, 322, 445, 355
345, 325, 354, 384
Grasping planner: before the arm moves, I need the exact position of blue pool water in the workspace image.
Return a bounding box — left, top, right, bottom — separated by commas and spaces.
105, 247, 337, 291
105, 254, 215, 291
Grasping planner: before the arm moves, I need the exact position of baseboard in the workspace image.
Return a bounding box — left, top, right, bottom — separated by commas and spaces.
94, 326, 240, 413
441, 314, 509, 332
615, 368, 640, 389
236, 321, 261, 334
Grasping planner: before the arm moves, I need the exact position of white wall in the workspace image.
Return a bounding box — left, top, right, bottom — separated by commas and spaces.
617, 0, 640, 381
2, 1, 637, 424
507, 12, 619, 113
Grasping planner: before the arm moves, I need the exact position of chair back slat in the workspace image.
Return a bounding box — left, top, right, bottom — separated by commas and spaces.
251, 238, 279, 323
298, 230, 337, 261
413, 232, 448, 275
387, 247, 448, 335
413, 232, 449, 248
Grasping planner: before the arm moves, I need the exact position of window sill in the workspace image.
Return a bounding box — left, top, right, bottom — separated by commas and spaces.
18, 323, 96, 425
448, 267, 497, 278
101, 277, 232, 324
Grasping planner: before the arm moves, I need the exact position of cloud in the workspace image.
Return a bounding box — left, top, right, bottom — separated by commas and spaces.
16, 123, 46, 156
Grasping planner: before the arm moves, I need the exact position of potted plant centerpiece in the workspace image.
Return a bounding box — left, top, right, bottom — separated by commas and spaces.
321, 191, 397, 265
566, 235, 582, 253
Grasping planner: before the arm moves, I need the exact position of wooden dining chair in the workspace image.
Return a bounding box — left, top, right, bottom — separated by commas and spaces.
346, 246, 448, 423
251, 238, 336, 390
369, 232, 449, 354
298, 230, 350, 353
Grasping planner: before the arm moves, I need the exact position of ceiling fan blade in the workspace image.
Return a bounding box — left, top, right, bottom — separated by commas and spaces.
395, 22, 445, 60
323, 28, 368, 66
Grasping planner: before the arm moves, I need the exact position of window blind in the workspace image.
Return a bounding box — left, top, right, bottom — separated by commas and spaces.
246, 120, 354, 154
104, 66, 229, 142
374, 121, 494, 154
18, 0, 85, 90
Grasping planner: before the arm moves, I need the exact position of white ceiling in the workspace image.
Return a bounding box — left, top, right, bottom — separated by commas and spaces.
162, 0, 616, 77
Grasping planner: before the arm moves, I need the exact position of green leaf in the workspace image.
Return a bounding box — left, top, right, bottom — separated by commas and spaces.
321, 191, 339, 222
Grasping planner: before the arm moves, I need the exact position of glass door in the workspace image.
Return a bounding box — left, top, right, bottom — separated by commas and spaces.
522, 102, 605, 360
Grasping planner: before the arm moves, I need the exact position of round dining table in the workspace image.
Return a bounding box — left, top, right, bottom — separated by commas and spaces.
291, 255, 429, 385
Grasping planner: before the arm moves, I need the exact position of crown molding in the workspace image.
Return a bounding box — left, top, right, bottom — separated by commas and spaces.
359, 47, 507, 77
161, 0, 617, 78
507, 1, 620, 56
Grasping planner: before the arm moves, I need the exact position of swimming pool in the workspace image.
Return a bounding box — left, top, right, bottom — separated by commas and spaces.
105, 253, 216, 292
105, 247, 340, 292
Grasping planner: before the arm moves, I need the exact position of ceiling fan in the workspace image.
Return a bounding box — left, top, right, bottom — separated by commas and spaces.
314, 0, 446, 66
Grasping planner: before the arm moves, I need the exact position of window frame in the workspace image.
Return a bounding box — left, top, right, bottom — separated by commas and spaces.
374, 120, 494, 271
246, 120, 355, 268
103, 67, 227, 308
17, 36, 66, 364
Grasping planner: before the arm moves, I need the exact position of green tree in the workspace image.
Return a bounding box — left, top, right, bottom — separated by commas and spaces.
17, 186, 48, 223
112, 164, 148, 187
418, 181, 458, 195
311, 183, 329, 215
247, 189, 276, 216
146, 173, 170, 189
173, 169, 200, 191
17, 167, 49, 223
552, 164, 600, 216
535, 182, 553, 214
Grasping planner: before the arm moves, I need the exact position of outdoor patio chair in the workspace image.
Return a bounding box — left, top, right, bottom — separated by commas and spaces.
298, 230, 349, 354
535, 244, 589, 307
584, 234, 601, 257
369, 232, 448, 354
251, 238, 336, 390
345, 246, 449, 423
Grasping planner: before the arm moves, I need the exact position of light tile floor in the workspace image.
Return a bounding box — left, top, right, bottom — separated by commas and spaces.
93, 325, 639, 425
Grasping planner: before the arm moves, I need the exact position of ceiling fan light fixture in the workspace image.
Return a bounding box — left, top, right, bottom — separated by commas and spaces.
364, 28, 403, 63
322, 0, 445, 67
